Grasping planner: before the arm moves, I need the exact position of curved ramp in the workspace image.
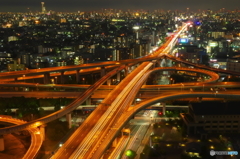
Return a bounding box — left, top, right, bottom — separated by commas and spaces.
0, 116, 43, 159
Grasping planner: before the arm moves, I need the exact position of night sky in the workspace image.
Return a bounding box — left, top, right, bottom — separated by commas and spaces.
0, 0, 239, 12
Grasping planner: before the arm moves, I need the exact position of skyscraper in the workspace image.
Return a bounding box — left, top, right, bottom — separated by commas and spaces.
41, 2, 46, 13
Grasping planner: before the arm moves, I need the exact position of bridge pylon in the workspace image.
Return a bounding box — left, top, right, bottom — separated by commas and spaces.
101, 67, 106, 77
60, 71, 65, 84
76, 69, 80, 83
66, 113, 72, 129
39, 124, 47, 141
0, 135, 4, 151
43, 73, 50, 84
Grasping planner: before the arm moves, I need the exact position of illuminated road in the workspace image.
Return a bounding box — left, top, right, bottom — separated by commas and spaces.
1, 22, 240, 158
91, 91, 240, 159
164, 54, 240, 76
0, 64, 220, 90
80, 54, 240, 158
0, 22, 186, 81
121, 125, 149, 159
0, 65, 118, 82
0, 66, 125, 135
64, 23, 188, 159
53, 62, 154, 159
0, 115, 43, 159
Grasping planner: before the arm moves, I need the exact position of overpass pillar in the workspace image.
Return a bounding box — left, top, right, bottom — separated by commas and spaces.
14, 77, 19, 91
66, 113, 72, 129
112, 137, 119, 148
76, 69, 80, 84
107, 79, 111, 86
100, 67, 106, 77
40, 124, 47, 141
124, 65, 129, 76
43, 73, 50, 84
60, 71, 65, 84
162, 103, 166, 115
0, 135, 4, 151
86, 97, 91, 105
157, 60, 161, 67
198, 97, 202, 102
117, 72, 121, 82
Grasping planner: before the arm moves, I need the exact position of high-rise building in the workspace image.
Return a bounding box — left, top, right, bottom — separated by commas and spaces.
41, 2, 46, 13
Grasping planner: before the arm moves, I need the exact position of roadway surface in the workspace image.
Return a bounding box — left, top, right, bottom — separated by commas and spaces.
0, 115, 43, 159
62, 22, 188, 159
0, 66, 125, 135
0, 64, 220, 89
1, 22, 240, 158
92, 91, 240, 159
53, 62, 154, 159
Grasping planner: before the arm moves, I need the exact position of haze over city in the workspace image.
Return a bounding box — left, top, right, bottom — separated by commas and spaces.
1, 0, 240, 12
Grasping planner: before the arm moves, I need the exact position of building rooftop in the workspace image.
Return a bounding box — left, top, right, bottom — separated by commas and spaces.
190, 101, 240, 115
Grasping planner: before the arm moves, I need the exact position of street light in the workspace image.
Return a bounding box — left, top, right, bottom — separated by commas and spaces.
36, 83, 39, 91
170, 78, 174, 84
82, 77, 85, 84
23, 75, 25, 83
51, 78, 54, 84
55, 77, 58, 84
181, 83, 184, 91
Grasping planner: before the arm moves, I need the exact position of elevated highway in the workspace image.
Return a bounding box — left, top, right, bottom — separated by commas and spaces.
0, 65, 125, 135
0, 22, 186, 81
1, 22, 240, 158
52, 23, 189, 159
0, 116, 43, 159
52, 62, 154, 159
91, 91, 240, 159
164, 54, 240, 76
0, 65, 220, 94
72, 60, 240, 158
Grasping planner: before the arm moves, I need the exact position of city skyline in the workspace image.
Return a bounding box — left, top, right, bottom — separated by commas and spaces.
0, 0, 240, 12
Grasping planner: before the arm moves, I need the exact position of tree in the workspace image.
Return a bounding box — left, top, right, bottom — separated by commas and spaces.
125, 149, 136, 158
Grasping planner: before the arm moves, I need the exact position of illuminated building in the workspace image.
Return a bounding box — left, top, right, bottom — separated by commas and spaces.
41, 2, 46, 14
227, 57, 240, 72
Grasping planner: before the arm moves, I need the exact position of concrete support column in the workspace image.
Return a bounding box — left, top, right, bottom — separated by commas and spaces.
66, 113, 72, 129
76, 69, 80, 84
117, 72, 121, 82
14, 77, 19, 91
60, 71, 65, 84
156, 60, 161, 67
162, 102, 166, 115
198, 97, 202, 102
112, 138, 118, 148
40, 124, 46, 141
86, 97, 91, 105
43, 73, 50, 84
100, 67, 106, 77
124, 65, 129, 76
107, 79, 111, 86
0, 135, 4, 151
